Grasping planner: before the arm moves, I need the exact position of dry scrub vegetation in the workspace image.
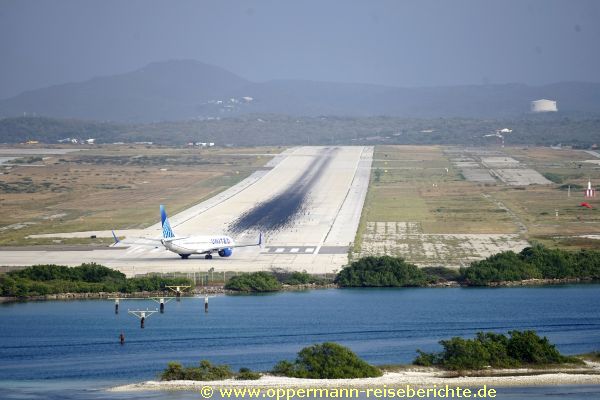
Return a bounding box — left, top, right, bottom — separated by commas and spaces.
356, 145, 600, 266
0, 145, 279, 245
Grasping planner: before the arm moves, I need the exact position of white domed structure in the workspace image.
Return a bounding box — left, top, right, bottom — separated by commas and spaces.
531, 99, 558, 113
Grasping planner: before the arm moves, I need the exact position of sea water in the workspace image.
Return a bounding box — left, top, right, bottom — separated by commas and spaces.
1, 286, 599, 398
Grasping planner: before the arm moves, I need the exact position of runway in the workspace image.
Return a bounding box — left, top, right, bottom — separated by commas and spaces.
1, 146, 373, 275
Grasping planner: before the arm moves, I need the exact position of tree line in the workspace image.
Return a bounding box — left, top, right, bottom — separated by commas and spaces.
0, 263, 192, 297
2, 243, 598, 297
223, 270, 328, 292
461, 244, 600, 285
335, 244, 600, 287
212, 243, 600, 292
2, 114, 599, 148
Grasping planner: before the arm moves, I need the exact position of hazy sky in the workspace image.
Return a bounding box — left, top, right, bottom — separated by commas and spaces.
1, 0, 599, 99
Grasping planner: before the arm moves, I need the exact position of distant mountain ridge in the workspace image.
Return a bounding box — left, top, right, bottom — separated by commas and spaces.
0, 60, 599, 122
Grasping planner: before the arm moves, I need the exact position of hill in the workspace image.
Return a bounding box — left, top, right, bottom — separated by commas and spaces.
0, 60, 250, 122
1, 60, 599, 122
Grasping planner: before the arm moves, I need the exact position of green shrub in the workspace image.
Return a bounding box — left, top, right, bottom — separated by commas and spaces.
272, 360, 295, 376
414, 330, 578, 370
506, 330, 565, 365
460, 251, 542, 285
573, 249, 600, 279
520, 244, 576, 279
0, 264, 192, 297
224, 272, 282, 292
421, 267, 460, 283
236, 367, 261, 380
269, 269, 331, 286
124, 275, 190, 292
161, 360, 233, 381
335, 256, 426, 287
475, 332, 516, 368
161, 362, 186, 380
74, 262, 126, 282
184, 360, 233, 381
272, 342, 382, 379
436, 337, 491, 370
460, 245, 600, 285
283, 271, 313, 285
413, 350, 438, 367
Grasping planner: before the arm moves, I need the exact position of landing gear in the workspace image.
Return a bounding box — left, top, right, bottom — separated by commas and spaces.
205, 254, 213, 260
179, 254, 190, 259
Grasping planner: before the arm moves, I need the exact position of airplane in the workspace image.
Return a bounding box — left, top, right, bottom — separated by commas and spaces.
159, 204, 262, 259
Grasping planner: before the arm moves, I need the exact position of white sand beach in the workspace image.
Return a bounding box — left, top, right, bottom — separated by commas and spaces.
110, 362, 600, 392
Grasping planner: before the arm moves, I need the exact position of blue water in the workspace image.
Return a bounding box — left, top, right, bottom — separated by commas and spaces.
1, 286, 600, 398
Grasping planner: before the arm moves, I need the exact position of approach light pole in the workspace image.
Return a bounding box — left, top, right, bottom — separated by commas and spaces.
128, 309, 159, 328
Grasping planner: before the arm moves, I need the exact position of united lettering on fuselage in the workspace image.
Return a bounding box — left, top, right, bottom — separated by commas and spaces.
210, 237, 231, 245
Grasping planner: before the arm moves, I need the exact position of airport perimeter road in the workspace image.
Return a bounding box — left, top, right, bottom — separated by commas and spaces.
0, 146, 373, 275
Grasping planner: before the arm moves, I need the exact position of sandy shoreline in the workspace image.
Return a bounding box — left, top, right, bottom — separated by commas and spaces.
110, 363, 600, 392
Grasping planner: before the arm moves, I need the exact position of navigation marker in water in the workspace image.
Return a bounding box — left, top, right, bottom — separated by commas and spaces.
150, 297, 176, 313
128, 309, 159, 328
166, 285, 192, 301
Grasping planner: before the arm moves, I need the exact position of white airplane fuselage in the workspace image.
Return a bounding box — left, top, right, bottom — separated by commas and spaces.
161, 235, 235, 256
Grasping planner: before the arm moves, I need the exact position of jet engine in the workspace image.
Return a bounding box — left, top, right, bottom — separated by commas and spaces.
218, 248, 233, 257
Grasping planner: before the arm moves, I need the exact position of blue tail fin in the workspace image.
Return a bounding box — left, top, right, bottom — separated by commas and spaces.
160, 205, 175, 239
111, 230, 120, 245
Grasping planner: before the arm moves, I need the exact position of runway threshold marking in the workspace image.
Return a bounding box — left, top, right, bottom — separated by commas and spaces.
260, 246, 347, 255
